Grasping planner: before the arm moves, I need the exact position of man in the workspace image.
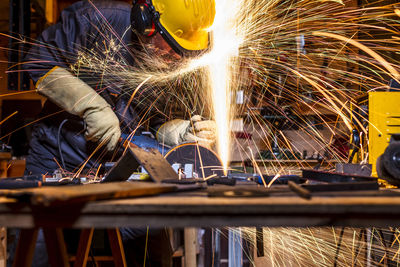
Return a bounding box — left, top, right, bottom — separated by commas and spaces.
18, 0, 216, 266
24, 0, 216, 175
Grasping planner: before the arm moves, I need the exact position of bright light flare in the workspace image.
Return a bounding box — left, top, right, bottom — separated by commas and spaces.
205, 0, 244, 175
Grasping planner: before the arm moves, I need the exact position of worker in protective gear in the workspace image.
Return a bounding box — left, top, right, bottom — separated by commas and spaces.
24, 0, 216, 175
14, 1, 216, 266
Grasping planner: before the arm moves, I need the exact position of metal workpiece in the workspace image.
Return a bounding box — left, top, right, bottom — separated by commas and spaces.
103, 143, 178, 183
302, 169, 378, 183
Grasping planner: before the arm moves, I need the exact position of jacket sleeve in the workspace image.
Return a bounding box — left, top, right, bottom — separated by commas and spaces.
23, 3, 90, 85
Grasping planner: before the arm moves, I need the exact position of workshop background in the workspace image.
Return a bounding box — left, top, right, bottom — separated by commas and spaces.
1, 0, 400, 267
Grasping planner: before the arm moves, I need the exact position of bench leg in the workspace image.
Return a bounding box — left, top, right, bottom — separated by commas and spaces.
74, 228, 94, 267
12, 228, 39, 267
107, 228, 126, 267
43, 228, 70, 267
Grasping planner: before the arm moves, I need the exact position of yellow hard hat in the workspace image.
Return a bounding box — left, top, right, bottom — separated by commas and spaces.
131, 0, 215, 56
152, 0, 215, 55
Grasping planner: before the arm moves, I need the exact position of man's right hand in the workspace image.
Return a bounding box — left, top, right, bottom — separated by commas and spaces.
37, 66, 121, 151
83, 106, 121, 151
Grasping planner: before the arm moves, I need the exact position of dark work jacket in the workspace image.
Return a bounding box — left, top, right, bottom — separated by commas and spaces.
23, 1, 164, 174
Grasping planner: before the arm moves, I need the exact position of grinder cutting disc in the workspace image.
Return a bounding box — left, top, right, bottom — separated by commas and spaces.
164, 143, 224, 178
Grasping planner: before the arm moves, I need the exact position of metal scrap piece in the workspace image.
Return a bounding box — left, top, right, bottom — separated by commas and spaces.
102, 143, 178, 183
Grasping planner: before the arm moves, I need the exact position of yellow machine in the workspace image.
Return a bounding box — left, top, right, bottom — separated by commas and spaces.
369, 92, 400, 176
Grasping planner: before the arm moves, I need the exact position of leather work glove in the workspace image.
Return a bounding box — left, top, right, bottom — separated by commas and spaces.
156, 115, 217, 148
36, 67, 121, 151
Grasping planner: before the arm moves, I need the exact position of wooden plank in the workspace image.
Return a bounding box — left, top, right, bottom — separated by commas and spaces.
3, 190, 400, 228
7, 182, 176, 206
81, 194, 400, 215
73, 229, 94, 267
5, 192, 400, 216
107, 228, 127, 267
2, 206, 400, 228
12, 228, 39, 267
43, 228, 70, 267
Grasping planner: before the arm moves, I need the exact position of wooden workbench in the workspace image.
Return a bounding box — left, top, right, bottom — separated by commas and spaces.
3, 186, 400, 267
1, 189, 400, 228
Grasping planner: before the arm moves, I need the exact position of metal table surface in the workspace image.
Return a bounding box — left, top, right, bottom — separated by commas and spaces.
1, 188, 400, 228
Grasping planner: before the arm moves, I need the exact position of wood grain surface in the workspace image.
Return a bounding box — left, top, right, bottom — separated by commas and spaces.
0, 186, 399, 228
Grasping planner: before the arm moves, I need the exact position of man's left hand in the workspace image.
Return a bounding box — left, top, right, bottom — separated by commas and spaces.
156, 115, 217, 148
184, 115, 217, 148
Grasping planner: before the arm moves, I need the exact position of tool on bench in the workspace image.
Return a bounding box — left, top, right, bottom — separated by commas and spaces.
0, 175, 43, 189
0, 174, 81, 189
206, 176, 237, 186
249, 174, 305, 185
301, 181, 379, 192
287, 181, 311, 199
302, 169, 378, 183
207, 183, 311, 199
298, 168, 379, 198
0, 179, 42, 189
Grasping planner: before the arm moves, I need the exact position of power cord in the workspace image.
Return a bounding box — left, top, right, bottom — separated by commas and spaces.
57, 119, 69, 170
